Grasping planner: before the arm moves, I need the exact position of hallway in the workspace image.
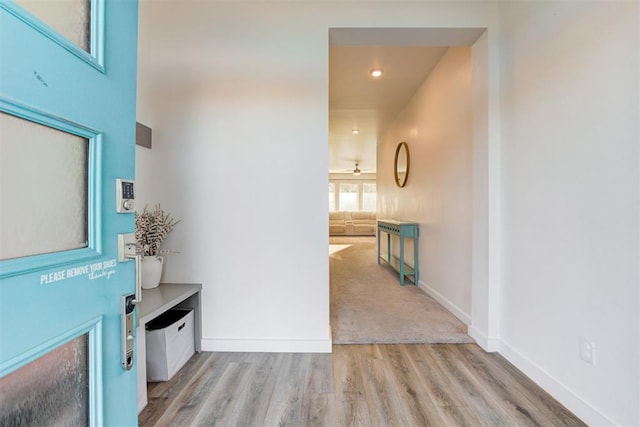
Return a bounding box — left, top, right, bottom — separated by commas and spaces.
329, 238, 472, 344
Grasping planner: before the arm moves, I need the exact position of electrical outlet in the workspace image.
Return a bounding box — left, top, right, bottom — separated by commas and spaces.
579, 337, 596, 366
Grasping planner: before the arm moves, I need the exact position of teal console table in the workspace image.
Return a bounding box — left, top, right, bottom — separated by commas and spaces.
377, 220, 419, 286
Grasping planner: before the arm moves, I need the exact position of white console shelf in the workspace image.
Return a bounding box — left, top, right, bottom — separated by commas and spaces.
136, 283, 202, 413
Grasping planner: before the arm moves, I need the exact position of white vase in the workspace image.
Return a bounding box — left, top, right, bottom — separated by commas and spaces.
141, 255, 164, 289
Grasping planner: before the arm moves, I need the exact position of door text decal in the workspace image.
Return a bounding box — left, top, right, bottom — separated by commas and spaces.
40, 259, 117, 284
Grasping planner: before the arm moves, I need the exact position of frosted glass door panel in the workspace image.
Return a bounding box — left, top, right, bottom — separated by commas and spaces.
0, 334, 89, 426
0, 112, 88, 260
14, 0, 91, 52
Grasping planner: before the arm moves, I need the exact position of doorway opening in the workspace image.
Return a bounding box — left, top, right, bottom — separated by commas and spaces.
328, 27, 492, 346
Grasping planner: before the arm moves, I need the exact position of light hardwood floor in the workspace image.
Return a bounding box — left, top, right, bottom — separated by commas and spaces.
139, 344, 585, 426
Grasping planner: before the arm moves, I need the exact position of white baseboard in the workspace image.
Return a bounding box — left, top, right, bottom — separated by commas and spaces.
498, 340, 615, 426
137, 395, 148, 415
418, 280, 471, 325
201, 336, 332, 353
467, 325, 500, 352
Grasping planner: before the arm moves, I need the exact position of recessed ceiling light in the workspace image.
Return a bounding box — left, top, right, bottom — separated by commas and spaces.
352, 128, 360, 135
369, 67, 384, 78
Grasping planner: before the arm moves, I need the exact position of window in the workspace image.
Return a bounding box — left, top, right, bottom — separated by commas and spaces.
362, 183, 377, 212
328, 183, 336, 212
328, 180, 376, 212
338, 183, 358, 211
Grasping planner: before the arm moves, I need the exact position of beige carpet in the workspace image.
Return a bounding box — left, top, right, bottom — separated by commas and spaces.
330, 239, 474, 344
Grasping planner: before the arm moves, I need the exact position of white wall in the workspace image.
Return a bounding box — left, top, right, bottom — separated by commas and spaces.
498, 1, 639, 425
378, 48, 473, 323
136, 0, 500, 353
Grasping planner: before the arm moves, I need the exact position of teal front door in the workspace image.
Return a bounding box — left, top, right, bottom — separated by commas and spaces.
0, 1, 139, 425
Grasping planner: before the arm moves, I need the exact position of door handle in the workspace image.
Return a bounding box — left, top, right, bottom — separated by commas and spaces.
125, 244, 142, 305
118, 235, 141, 371
119, 234, 142, 305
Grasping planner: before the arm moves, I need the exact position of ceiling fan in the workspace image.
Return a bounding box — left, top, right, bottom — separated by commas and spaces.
334, 162, 374, 175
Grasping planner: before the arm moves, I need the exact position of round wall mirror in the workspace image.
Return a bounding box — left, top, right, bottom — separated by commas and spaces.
394, 142, 410, 188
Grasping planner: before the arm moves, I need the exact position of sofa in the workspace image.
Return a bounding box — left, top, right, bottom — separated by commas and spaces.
329, 211, 377, 236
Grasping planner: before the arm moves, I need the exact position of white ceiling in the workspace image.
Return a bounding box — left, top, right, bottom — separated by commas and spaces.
329, 45, 447, 174
328, 28, 485, 174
